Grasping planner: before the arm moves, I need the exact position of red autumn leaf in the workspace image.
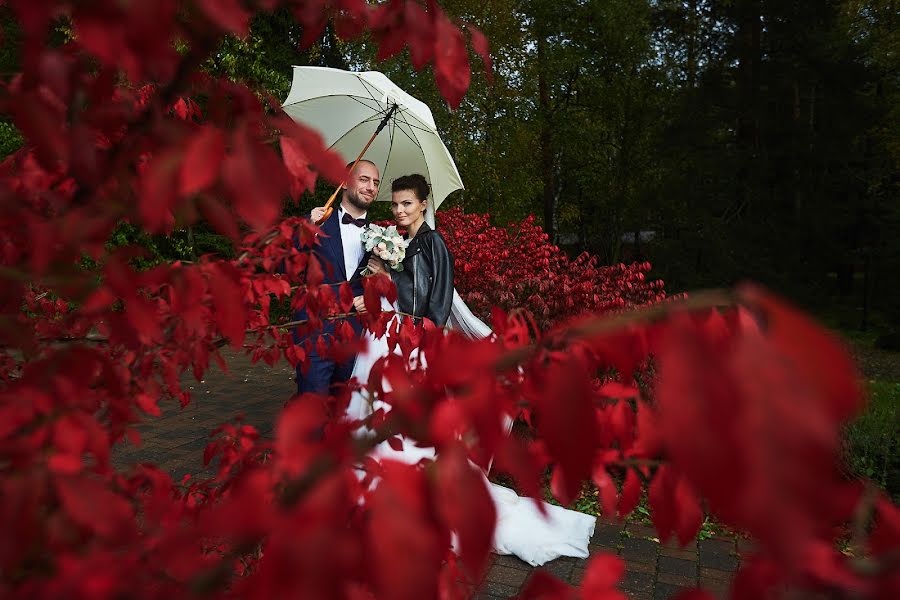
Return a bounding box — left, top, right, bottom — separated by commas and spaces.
592, 465, 618, 520
516, 569, 574, 599
135, 392, 161, 417
598, 382, 639, 399
404, 1, 434, 69
207, 263, 246, 348
306, 255, 325, 287
275, 395, 326, 477
222, 129, 290, 231
649, 464, 677, 544
580, 553, 627, 600
869, 496, 900, 556
339, 281, 355, 313
56, 476, 133, 538
737, 284, 863, 422
466, 23, 493, 83
368, 461, 444, 600
673, 475, 704, 546
435, 446, 496, 578
173, 97, 190, 120
534, 357, 597, 505
139, 148, 180, 233
280, 134, 318, 197
617, 468, 642, 520
670, 591, 718, 600
197, 0, 250, 36
197, 194, 240, 241
180, 126, 225, 196
432, 11, 471, 110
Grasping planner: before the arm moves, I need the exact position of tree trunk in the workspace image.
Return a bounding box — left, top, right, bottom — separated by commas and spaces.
736, 0, 761, 153
537, 29, 557, 241
686, 0, 698, 88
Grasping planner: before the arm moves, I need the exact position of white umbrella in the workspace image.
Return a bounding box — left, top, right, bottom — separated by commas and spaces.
282, 66, 464, 214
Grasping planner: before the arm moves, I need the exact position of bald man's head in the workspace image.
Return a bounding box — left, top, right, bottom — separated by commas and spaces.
342, 160, 380, 214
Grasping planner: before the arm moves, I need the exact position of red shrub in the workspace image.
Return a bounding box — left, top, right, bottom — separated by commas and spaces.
439, 208, 668, 329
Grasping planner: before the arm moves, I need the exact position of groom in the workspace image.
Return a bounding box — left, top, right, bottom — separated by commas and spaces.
293, 159, 380, 394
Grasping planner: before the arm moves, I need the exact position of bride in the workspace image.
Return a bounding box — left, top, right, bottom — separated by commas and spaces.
341, 174, 595, 568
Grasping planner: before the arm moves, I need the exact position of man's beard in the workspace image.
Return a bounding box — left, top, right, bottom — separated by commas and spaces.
345, 189, 374, 211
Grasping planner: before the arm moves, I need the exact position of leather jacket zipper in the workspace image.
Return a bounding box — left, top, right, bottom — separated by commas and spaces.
412, 253, 418, 316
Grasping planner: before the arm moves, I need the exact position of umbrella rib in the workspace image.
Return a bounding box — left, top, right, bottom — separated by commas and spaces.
394, 107, 440, 135
392, 113, 430, 182
356, 75, 388, 106
391, 114, 425, 150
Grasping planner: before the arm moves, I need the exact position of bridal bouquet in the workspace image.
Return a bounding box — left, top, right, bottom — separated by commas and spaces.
359, 223, 408, 275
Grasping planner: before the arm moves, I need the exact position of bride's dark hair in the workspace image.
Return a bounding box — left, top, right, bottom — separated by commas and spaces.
391, 174, 430, 201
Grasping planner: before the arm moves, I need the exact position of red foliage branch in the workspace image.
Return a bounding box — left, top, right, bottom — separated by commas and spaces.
0, 2, 896, 600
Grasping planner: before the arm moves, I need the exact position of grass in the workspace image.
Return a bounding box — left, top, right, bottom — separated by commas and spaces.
844, 379, 899, 498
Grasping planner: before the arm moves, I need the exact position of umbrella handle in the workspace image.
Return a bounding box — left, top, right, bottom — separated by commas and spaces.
315, 104, 399, 226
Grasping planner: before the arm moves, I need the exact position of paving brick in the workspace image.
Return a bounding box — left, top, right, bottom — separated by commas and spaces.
654, 582, 689, 600
624, 560, 655, 574
700, 567, 734, 582
570, 567, 585, 586
621, 538, 659, 564
479, 580, 519, 598
657, 556, 697, 578
698, 539, 735, 555
623, 591, 653, 600
698, 550, 739, 571
485, 564, 529, 588
698, 539, 738, 571
657, 572, 696, 587
541, 558, 574, 581
493, 554, 531, 571
659, 545, 698, 560
589, 543, 620, 556
592, 522, 626, 546
618, 570, 654, 593
626, 523, 658, 540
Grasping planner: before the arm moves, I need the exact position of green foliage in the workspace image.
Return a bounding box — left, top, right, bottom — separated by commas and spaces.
105, 222, 233, 269
844, 379, 900, 499
0, 121, 23, 159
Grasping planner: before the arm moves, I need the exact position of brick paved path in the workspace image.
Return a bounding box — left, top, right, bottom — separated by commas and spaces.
112, 351, 741, 599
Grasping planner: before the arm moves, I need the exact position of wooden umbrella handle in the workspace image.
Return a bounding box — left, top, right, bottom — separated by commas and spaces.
314, 103, 399, 226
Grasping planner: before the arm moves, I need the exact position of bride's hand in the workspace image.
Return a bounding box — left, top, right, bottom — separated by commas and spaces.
366, 256, 388, 276
310, 206, 327, 223
352, 295, 366, 313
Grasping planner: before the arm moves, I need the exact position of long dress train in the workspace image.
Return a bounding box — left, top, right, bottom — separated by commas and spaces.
346, 301, 596, 567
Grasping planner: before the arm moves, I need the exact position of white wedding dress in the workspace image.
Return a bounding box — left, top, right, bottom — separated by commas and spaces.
346, 292, 596, 567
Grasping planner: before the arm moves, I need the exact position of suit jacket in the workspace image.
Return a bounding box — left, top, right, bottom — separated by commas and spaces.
293, 209, 368, 339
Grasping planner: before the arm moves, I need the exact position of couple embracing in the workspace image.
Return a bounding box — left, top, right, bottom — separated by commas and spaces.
293, 159, 453, 396
293, 160, 595, 568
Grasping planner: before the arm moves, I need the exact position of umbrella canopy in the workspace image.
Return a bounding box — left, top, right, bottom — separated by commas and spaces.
282, 66, 464, 211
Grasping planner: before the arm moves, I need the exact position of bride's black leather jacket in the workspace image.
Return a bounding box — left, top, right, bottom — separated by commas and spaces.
391, 222, 454, 327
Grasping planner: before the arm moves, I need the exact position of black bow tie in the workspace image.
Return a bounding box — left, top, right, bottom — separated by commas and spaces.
341, 213, 367, 227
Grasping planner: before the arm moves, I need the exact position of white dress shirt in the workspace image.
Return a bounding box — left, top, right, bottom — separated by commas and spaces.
338, 207, 366, 281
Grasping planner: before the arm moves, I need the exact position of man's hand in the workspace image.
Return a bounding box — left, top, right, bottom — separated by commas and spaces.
352, 295, 366, 313
310, 206, 327, 223
366, 256, 388, 276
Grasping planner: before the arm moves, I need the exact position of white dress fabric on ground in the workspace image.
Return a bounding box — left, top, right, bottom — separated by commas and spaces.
347, 303, 596, 567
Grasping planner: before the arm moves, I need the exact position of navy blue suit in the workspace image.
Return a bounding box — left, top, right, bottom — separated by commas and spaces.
293, 209, 367, 394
